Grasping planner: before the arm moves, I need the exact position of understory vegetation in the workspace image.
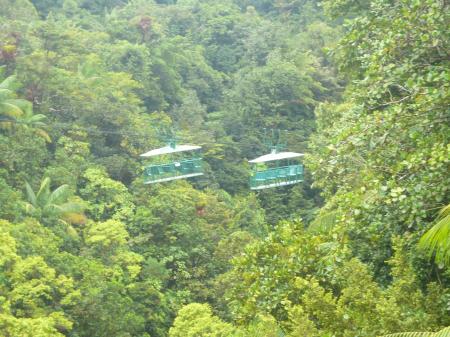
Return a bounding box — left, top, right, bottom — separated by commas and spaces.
0, 0, 448, 336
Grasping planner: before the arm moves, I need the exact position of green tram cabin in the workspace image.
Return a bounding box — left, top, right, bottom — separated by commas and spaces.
141, 144, 203, 184
249, 151, 304, 190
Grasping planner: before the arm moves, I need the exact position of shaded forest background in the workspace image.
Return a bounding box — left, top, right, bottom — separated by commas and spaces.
0, 0, 448, 336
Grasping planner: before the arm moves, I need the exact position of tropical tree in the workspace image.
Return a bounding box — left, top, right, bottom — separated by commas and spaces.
0, 74, 29, 127
16, 106, 51, 142
24, 177, 85, 224
0, 71, 50, 141
419, 204, 450, 268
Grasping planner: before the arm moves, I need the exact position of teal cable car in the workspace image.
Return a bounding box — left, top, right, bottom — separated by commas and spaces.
249, 129, 304, 190
141, 138, 203, 184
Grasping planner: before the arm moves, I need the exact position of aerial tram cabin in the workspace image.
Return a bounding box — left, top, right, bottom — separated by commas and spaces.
140, 139, 203, 184
248, 129, 304, 190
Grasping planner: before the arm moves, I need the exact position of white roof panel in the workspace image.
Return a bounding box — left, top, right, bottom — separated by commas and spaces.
249, 152, 304, 163
140, 144, 201, 157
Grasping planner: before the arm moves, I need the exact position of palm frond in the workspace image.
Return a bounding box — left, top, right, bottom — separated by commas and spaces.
25, 181, 37, 206
419, 204, 450, 267
0, 102, 24, 117
6, 98, 32, 113
47, 202, 84, 220
48, 201, 84, 214
26, 113, 47, 123
48, 184, 71, 204
380, 326, 450, 337
66, 224, 80, 239
438, 203, 450, 219
36, 177, 51, 203
382, 333, 431, 337
0, 75, 17, 90
35, 128, 52, 142
58, 202, 85, 214
24, 202, 36, 214
0, 88, 14, 99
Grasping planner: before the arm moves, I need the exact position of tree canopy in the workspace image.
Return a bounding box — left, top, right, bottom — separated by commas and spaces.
0, 0, 448, 336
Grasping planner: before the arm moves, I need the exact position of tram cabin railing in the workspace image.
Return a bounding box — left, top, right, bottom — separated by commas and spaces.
250, 164, 303, 189
144, 157, 203, 184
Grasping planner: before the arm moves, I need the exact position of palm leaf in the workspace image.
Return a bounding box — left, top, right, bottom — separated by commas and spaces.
419, 204, 450, 267
66, 224, 80, 238
382, 333, 434, 337
0, 102, 24, 117
58, 202, 84, 214
6, 98, 32, 112
0, 75, 17, 90
0, 88, 14, 99
48, 184, 71, 205
36, 177, 51, 205
26, 113, 47, 124
35, 128, 52, 143
49, 202, 84, 218
380, 326, 450, 337
24, 202, 36, 214
25, 181, 37, 206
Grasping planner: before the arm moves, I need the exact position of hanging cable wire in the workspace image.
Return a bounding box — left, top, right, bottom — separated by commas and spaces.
0, 117, 154, 138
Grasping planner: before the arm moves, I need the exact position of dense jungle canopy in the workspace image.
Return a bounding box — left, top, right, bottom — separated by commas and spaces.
0, 0, 449, 336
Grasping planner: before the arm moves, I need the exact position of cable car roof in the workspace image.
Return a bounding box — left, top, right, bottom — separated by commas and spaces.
249, 152, 304, 163
140, 144, 202, 157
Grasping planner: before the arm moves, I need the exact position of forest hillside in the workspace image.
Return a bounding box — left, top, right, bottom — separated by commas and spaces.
0, 0, 449, 336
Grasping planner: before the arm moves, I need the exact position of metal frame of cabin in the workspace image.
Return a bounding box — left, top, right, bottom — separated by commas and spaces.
141, 144, 204, 184
249, 151, 304, 190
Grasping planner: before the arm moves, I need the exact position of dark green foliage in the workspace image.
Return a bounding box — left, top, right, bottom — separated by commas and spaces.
0, 0, 448, 336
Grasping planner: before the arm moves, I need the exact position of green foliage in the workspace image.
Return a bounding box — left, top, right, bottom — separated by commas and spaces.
44, 133, 91, 186
380, 326, 450, 337
226, 227, 449, 336
307, 0, 450, 280
0, 220, 78, 335
0, 176, 22, 221
0, 0, 38, 20
0, 128, 49, 188
130, 183, 248, 302
79, 167, 134, 221
83, 219, 130, 260
226, 220, 350, 323
0, 0, 449, 336
169, 303, 235, 337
